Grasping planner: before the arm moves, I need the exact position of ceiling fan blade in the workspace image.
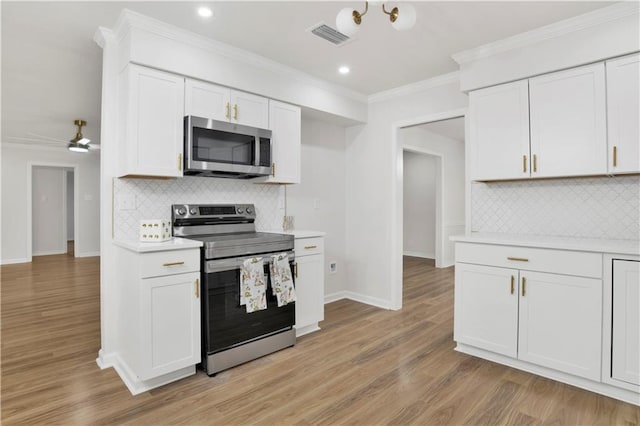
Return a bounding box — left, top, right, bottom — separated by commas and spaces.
28, 132, 68, 143
88, 144, 101, 150
6, 136, 64, 145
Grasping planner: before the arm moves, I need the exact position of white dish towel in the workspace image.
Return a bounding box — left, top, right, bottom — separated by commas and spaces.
270, 253, 296, 307
240, 257, 267, 313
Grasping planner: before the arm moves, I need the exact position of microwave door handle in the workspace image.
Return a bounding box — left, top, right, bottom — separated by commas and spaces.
255, 135, 261, 167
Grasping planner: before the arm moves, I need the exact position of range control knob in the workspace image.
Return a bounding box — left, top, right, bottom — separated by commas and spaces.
246, 206, 253, 214
237, 207, 244, 214
176, 207, 186, 216
189, 208, 198, 215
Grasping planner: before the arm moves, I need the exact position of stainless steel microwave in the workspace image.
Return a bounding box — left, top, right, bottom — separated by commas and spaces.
184, 116, 272, 179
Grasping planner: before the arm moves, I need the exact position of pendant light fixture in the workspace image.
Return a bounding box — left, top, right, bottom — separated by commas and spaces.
336, 1, 416, 36
68, 119, 90, 153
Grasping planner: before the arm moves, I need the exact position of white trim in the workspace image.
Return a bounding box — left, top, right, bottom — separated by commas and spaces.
403, 251, 435, 259
452, 2, 640, 65
76, 251, 100, 258
0, 258, 30, 265
368, 72, 460, 104
391, 108, 468, 311
32, 249, 67, 257
323, 290, 391, 310
295, 324, 321, 337
114, 9, 368, 104
324, 291, 348, 304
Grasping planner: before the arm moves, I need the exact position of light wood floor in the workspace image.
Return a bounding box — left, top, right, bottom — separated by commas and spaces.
1, 254, 638, 424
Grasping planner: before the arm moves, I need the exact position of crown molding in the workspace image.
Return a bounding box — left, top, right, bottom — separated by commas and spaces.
452, 2, 640, 65
114, 9, 368, 104
368, 71, 460, 104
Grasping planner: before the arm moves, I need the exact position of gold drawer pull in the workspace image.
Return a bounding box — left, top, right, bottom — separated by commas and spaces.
522, 155, 527, 173
507, 257, 529, 262
522, 277, 527, 297
304, 245, 317, 250
510, 275, 515, 295
233, 104, 238, 120
533, 154, 538, 172
178, 153, 182, 171
613, 146, 618, 167
195, 279, 199, 298
163, 261, 185, 267
294, 262, 298, 278
225, 102, 230, 119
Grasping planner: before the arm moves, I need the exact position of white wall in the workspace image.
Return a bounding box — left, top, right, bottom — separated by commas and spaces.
401, 126, 466, 267
1, 145, 100, 263
32, 167, 66, 256
345, 78, 468, 309
287, 117, 347, 299
67, 170, 74, 241
402, 152, 436, 259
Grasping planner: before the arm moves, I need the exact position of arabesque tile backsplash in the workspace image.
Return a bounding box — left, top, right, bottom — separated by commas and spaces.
113, 177, 283, 241
471, 175, 640, 240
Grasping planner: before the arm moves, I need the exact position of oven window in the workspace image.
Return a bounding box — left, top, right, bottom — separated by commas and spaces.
204, 264, 294, 354
192, 127, 255, 165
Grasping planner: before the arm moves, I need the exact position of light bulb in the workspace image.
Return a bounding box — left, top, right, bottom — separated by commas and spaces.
336, 8, 360, 37
197, 7, 213, 18
391, 3, 416, 31
338, 66, 350, 75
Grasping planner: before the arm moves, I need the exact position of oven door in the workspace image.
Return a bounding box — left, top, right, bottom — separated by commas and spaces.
202, 253, 295, 355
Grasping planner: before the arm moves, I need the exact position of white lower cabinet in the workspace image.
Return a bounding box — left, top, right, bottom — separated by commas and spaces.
293, 235, 325, 336
611, 259, 640, 386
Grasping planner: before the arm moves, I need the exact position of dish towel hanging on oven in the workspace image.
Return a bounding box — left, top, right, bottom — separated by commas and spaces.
269, 253, 296, 307
240, 257, 267, 313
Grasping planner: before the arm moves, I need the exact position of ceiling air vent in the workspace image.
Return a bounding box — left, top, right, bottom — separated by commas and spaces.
307, 22, 352, 47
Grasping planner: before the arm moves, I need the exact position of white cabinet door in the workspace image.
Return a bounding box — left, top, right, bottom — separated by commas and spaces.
230, 90, 269, 129
612, 260, 640, 386
258, 100, 301, 184
184, 79, 231, 122
469, 80, 531, 181
529, 63, 607, 178
294, 254, 324, 331
518, 271, 601, 381
121, 65, 185, 178
454, 263, 518, 357
606, 53, 640, 174
138, 272, 201, 381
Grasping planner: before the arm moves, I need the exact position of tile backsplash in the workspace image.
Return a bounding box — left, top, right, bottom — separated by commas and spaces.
471, 175, 640, 240
113, 177, 283, 241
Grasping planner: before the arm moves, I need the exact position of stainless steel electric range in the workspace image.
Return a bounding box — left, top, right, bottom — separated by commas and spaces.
172, 203, 295, 376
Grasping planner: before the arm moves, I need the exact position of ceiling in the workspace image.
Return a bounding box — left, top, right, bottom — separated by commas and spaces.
1, 1, 613, 148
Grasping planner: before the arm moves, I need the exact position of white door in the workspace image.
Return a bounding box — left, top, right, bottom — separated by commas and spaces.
529, 62, 607, 178
518, 271, 601, 381
259, 100, 301, 184
606, 53, 640, 174
294, 255, 324, 331
184, 79, 231, 122
138, 272, 201, 380
468, 80, 530, 180
230, 90, 269, 129
127, 65, 185, 177
612, 260, 640, 386
454, 263, 518, 357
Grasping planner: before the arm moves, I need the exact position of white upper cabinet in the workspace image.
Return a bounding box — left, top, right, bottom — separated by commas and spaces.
606, 53, 640, 174
119, 64, 185, 178
529, 63, 607, 178
469, 80, 531, 181
185, 79, 269, 129
256, 100, 301, 184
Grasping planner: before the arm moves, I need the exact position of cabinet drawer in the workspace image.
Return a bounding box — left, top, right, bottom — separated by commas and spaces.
295, 237, 324, 257
456, 243, 601, 278
140, 249, 200, 278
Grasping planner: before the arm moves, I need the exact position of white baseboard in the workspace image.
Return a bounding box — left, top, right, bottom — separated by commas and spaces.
1, 257, 30, 265
324, 290, 391, 310
403, 250, 435, 259
76, 251, 100, 258
33, 249, 66, 256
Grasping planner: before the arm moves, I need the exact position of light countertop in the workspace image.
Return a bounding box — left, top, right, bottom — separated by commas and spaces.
114, 237, 203, 253
451, 233, 640, 256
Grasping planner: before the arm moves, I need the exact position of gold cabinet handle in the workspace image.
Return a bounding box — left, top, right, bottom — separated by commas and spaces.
163, 261, 185, 267
178, 153, 182, 171
225, 102, 230, 119
271, 162, 276, 177
304, 245, 317, 250
522, 277, 527, 296
533, 154, 538, 173
233, 104, 238, 120
294, 262, 298, 279
507, 257, 529, 262
523, 155, 527, 173
510, 275, 515, 295
613, 146, 618, 167
195, 278, 199, 298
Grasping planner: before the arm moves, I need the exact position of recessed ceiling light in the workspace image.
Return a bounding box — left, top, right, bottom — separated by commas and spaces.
338, 66, 350, 75
197, 7, 213, 18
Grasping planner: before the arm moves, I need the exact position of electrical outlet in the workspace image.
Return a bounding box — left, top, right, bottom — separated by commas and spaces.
329, 261, 337, 274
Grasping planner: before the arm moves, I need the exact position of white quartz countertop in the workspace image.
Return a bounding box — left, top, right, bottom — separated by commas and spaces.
451, 233, 640, 256
268, 230, 326, 238
114, 237, 203, 253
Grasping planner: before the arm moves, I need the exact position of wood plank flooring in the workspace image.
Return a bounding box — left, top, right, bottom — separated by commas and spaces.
1, 254, 638, 424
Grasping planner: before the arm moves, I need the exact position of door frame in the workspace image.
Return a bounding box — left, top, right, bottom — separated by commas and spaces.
390, 108, 467, 310
27, 162, 79, 261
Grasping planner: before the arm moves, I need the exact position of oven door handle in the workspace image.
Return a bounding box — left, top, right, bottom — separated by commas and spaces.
205, 251, 295, 273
